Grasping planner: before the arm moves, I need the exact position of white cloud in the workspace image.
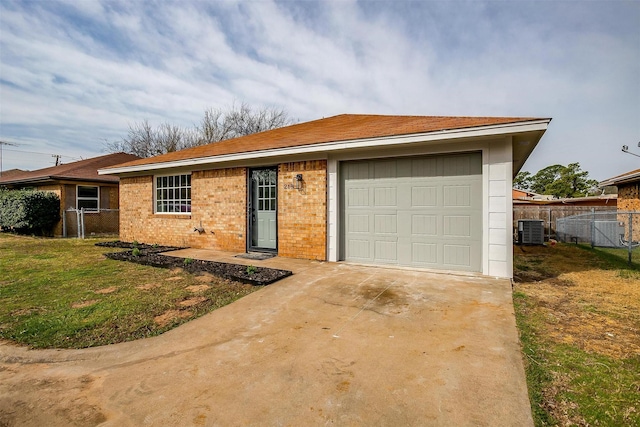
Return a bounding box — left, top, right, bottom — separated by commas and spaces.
0, 0, 638, 179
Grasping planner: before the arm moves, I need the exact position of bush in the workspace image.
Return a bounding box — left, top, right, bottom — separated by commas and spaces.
0, 188, 60, 235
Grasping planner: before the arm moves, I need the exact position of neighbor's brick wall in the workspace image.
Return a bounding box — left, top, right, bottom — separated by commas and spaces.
278, 160, 327, 260
119, 169, 247, 250
617, 183, 640, 241
108, 187, 119, 209
618, 184, 640, 212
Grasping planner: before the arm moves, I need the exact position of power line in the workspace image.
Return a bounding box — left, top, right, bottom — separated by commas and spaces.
0, 141, 19, 177
2, 147, 79, 160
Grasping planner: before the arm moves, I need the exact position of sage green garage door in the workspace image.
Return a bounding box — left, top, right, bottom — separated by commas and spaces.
341, 152, 482, 272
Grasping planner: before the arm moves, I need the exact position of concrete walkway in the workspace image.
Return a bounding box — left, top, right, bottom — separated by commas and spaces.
0, 255, 533, 426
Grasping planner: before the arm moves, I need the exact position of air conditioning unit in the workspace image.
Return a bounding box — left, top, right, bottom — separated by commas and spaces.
517, 219, 545, 245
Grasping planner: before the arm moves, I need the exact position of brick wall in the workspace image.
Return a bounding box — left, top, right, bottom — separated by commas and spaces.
108, 187, 119, 209
190, 168, 246, 252
278, 160, 327, 260
618, 184, 640, 211
119, 163, 327, 259
119, 169, 247, 250
617, 183, 640, 241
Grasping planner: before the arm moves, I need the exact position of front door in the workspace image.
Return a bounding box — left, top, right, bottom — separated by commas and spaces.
249, 167, 277, 250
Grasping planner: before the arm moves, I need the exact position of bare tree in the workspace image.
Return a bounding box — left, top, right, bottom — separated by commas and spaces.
106, 103, 294, 158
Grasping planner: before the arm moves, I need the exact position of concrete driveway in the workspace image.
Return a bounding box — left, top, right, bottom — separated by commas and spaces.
0, 258, 532, 426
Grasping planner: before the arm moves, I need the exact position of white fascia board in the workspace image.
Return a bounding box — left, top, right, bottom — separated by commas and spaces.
599, 171, 640, 187
98, 119, 550, 175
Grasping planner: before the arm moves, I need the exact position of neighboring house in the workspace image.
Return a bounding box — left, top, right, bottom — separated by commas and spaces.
0, 168, 26, 179
513, 194, 617, 207
512, 188, 554, 201
0, 152, 140, 236
599, 168, 640, 211
599, 168, 640, 241
100, 114, 551, 278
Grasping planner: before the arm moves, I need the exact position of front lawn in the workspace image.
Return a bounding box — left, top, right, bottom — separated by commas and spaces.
0, 234, 260, 349
513, 243, 640, 426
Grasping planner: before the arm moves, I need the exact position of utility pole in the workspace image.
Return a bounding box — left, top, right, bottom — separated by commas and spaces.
52, 154, 62, 166
0, 140, 19, 177
622, 142, 640, 158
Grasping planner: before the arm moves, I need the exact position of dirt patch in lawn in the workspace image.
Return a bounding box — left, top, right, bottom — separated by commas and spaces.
71, 300, 98, 309
101, 242, 292, 286
94, 287, 117, 294
514, 244, 640, 359
186, 284, 210, 293
153, 310, 194, 327
178, 297, 207, 307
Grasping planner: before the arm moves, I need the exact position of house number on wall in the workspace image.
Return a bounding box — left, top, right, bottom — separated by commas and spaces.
284, 174, 303, 190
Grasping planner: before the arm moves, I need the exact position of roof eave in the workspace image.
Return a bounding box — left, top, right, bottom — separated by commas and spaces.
0, 176, 119, 186
99, 119, 551, 175
599, 172, 640, 187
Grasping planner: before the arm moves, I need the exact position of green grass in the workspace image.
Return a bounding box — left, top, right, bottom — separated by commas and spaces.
513, 290, 557, 426
514, 243, 640, 426
517, 288, 640, 426
578, 244, 640, 269
0, 234, 260, 349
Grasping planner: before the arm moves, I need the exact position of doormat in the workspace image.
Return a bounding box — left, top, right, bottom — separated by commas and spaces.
235, 252, 276, 261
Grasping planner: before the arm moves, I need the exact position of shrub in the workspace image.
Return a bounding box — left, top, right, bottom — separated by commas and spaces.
0, 188, 60, 235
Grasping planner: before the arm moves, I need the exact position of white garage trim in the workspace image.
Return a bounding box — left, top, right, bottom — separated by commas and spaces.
327, 137, 513, 278
341, 153, 483, 271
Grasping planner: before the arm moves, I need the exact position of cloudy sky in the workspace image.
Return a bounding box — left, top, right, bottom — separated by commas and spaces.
0, 0, 638, 181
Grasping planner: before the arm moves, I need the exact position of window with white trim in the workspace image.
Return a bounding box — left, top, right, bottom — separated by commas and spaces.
155, 174, 191, 213
77, 185, 99, 211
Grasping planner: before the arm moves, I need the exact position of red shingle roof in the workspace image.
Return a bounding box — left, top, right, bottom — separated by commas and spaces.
104, 114, 546, 170
0, 152, 141, 185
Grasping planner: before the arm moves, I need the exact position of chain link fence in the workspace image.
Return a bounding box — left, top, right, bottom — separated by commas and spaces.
513, 205, 617, 241
556, 211, 639, 263
63, 208, 119, 238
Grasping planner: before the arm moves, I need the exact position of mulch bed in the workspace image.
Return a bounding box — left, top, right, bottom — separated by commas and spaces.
98, 241, 292, 286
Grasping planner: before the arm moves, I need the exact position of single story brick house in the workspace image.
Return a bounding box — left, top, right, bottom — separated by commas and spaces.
599, 168, 640, 241
0, 152, 140, 236
599, 168, 640, 211
100, 114, 551, 278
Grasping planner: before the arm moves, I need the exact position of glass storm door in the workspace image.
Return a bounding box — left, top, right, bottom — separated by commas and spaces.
250, 168, 277, 250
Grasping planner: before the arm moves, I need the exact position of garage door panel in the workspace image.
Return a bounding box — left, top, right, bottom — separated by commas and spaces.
411, 186, 438, 207
374, 187, 397, 207
347, 188, 369, 206
346, 162, 370, 180
443, 216, 471, 237
342, 152, 482, 271
347, 239, 370, 259
374, 214, 397, 234
411, 157, 439, 177
374, 160, 397, 179
374, 240, 398, 262
411, 243, 438, 264
442, 154, 482, 176
443, 185, 472, 207
411, 214, 438, 236
443, 244, 471, 267
347, 214, 370, 233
